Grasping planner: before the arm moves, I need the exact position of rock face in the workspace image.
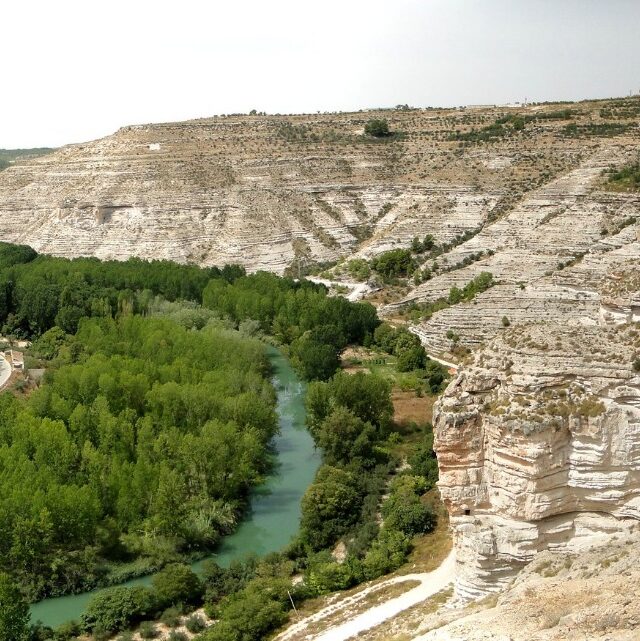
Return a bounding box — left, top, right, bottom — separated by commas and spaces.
434, 319, 640, 600
390, 146, 640, 356
0, 113, 504, 273
2, 98, 633, 274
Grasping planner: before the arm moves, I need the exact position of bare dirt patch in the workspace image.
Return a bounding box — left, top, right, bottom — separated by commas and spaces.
392, 389, 435, 426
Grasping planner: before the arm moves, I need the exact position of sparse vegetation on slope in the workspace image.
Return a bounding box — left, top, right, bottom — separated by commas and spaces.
606, 160, 640, 192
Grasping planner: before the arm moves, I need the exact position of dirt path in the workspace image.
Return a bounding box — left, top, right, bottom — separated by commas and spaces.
276, 551, 456, 641
0, 356, 12, 389
425, 353, 458, 371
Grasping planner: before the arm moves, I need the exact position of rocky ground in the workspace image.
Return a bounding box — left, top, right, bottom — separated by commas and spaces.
412, 530, 640, 641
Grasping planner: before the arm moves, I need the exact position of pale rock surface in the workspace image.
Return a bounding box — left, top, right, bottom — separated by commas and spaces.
433, 321, 640, 600
412, 532, 640, 640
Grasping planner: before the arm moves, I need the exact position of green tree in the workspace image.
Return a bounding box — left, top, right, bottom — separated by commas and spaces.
314, 407, 376, 466
396, 346, 427, 372
371, 249, 415, 278
81, 586, 156, 633
300, 466, 362, 550
151, 564, 203, 608
0, 573, 29, 641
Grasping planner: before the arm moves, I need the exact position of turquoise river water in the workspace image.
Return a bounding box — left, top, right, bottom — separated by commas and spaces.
29, 347, 321, 628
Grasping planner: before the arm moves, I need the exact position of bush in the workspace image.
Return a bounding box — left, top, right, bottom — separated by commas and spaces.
52, 621, 81, 641
185, 614, 206, 633
160, 606, 181, 628
204, 581, 288, 641
633, 358, 640, 372
305, 559, 354, 595
167, 632, 188, 641
92, 627, 112, 641
408, 430, 438, 489
138, 622, 158, 639
363, 529, 412, 579
151, 564, 202, 609
81, 586, 157, 633
347, 258, 371, 281
364, 119, 390, 138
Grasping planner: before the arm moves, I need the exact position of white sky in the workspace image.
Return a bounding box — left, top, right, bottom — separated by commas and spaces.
2, 0, 639, 148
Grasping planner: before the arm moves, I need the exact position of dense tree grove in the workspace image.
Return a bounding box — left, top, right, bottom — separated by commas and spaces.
202, 272, 378, 380
0, 245, 234, 337
0, 243, 378, 382
0, 316, 277, 599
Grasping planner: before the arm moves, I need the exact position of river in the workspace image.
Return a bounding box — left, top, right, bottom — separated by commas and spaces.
30, 347, 321, 628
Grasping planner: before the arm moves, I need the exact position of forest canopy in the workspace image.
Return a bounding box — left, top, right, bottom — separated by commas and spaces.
0, 316, 277, 600
0, 243, 382, 602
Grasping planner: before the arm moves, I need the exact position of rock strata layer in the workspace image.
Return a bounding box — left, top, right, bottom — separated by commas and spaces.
434, 320, 640, 599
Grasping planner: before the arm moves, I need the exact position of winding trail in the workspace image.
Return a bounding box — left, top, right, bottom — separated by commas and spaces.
276, 551, 456, 641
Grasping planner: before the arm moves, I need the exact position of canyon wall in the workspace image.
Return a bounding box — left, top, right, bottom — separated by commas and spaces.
434, 315, 640, 599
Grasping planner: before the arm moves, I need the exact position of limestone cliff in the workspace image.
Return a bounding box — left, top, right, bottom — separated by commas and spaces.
2, 98, 633, 275
433, 319, 640, 600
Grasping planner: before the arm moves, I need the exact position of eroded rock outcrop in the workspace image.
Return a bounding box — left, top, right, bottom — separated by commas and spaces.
434, 321, 640, 600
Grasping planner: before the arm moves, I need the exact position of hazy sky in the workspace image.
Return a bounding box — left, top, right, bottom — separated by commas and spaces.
3, 0, 639, 148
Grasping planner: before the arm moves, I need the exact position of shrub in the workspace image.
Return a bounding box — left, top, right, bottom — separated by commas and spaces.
52, 621, 81, 641
92, 626, 112, 641
81, 586, 157, 633
160, 606, 181, 628
185, 614, 206, 633
138, 622, 158, 639
363, 529, 412, 579
408, 430, 439, 489
151, 564, 202, 609
633, 358, 640, 372
502, 315, 510, 327
364, 119, 390, 138
205, 580, 288, 641
167, 632, 188, 641
305, 560, 354, 595
347, 258, 371, 281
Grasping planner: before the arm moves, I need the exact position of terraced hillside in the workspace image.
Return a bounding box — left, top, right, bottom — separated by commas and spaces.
0, 98, 635, 274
